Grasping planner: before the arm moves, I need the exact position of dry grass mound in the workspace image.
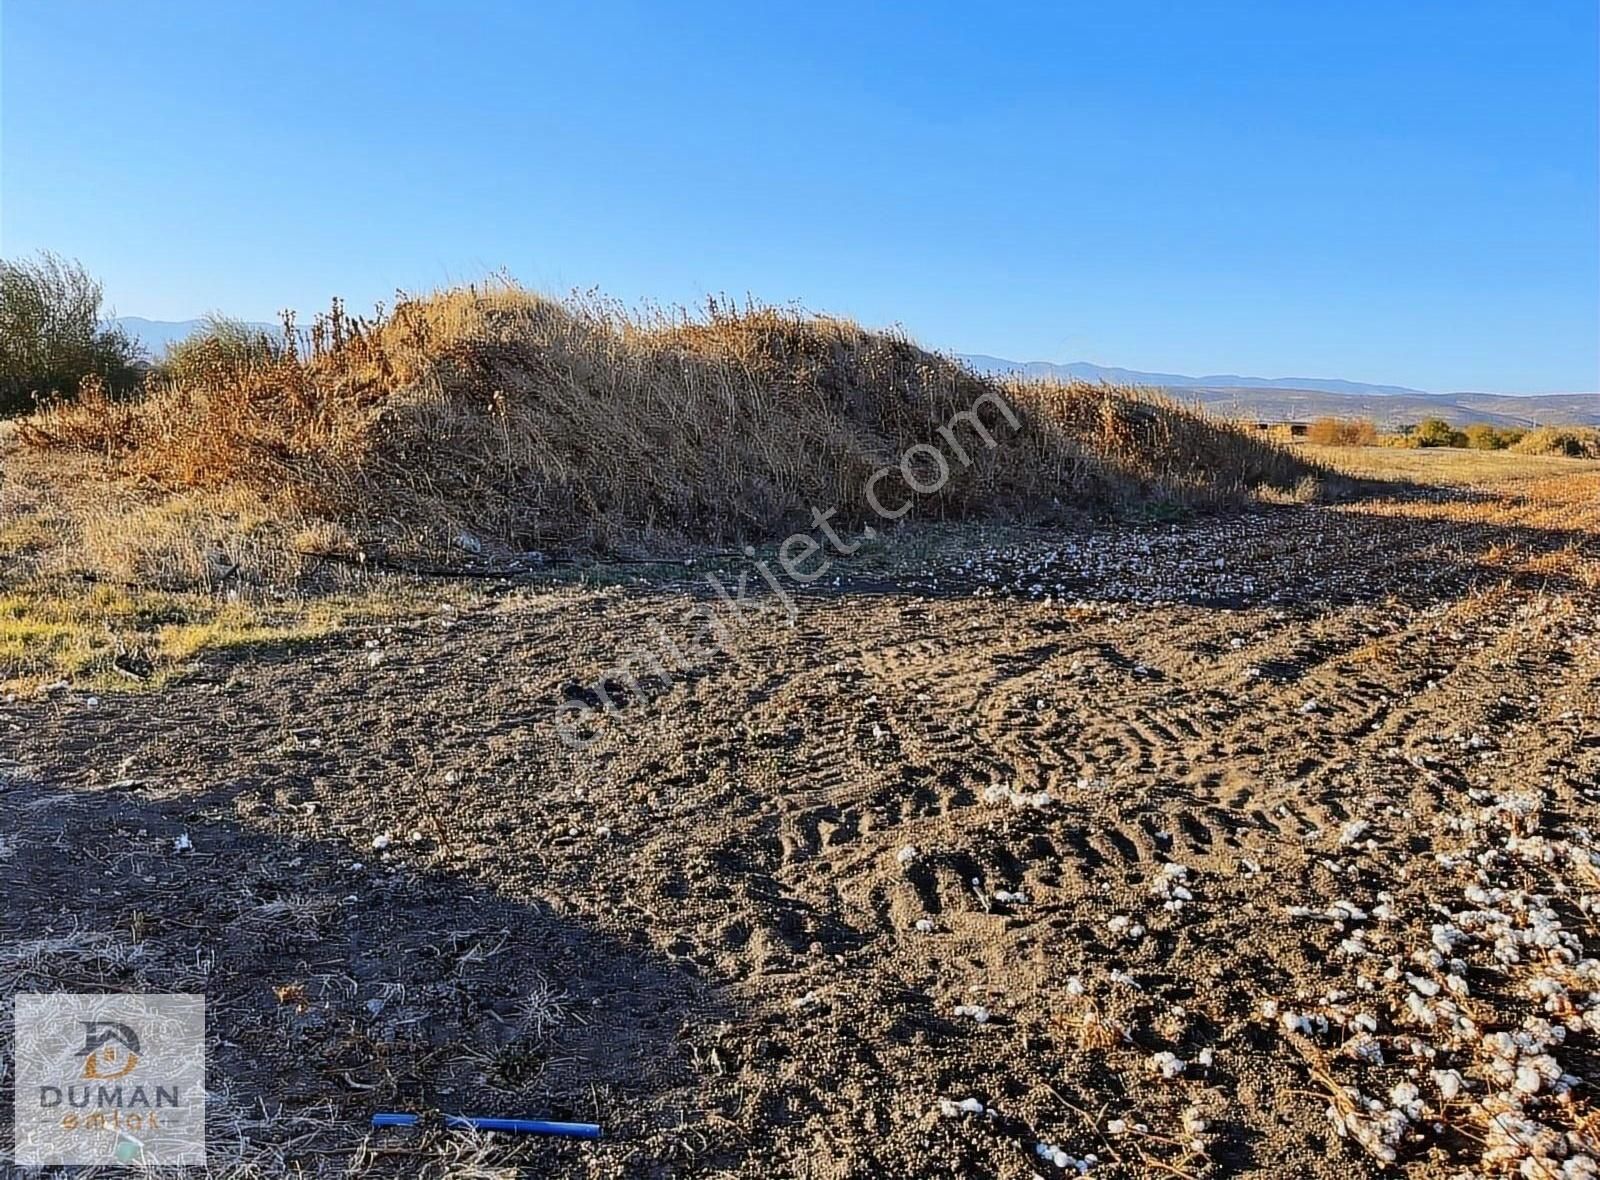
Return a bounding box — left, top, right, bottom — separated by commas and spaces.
22, 284, 1317, 553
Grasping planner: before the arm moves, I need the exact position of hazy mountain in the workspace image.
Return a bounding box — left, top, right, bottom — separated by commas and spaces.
959, 355, 1426, 398
114, 317, 277, 355
959, 356, 1599, 427
1177, 387, 1598, 428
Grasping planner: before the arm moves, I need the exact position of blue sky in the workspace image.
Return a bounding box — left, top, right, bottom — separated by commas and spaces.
3, 1, 1596, 393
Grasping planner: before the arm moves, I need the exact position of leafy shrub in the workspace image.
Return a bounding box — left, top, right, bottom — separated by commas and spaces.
1511, 426, 1600, 459
1463, 423, 1524, 451
1413, 417, 1468, 448
1306, 417, 1378, 446
158, 316, 291, 387
0, 253, 144, 416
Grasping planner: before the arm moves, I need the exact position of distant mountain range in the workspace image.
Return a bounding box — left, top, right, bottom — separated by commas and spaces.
115, 316, 277, 353
959, 356, 1598, 428
113, 320, 1597, 428
958, 356, 1430, 398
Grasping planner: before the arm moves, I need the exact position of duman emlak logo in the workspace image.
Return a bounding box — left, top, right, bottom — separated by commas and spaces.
13, 993, 206, 1166
77, 1020, 142, 1080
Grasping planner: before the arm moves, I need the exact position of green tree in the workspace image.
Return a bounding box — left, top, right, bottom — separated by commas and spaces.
1414, 417, 1466, 448
0, 253, 145, 416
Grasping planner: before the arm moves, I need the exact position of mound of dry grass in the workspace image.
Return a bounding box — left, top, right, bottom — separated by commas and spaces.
23, 284, 1316, 554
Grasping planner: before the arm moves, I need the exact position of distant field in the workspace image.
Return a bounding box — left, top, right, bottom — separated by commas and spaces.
1298, 441, 1600, 484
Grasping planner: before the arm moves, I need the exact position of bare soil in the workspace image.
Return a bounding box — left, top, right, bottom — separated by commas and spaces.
3, 470, 1597, 1178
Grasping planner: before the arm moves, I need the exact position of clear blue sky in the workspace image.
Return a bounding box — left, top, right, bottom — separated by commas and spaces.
3, 1, 1596, 393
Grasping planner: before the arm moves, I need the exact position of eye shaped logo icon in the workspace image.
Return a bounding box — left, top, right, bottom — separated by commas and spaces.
76, 1021, 142, 1080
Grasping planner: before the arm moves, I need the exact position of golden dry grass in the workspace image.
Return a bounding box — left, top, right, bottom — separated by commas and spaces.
23, 284, 1316, 553
1, 283, 1328, 693
0, 444, 461, 693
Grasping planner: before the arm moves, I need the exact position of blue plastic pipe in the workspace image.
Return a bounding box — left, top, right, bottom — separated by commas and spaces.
372, 1112, 602, 1139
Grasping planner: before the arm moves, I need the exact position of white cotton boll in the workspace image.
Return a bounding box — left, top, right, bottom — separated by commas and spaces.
1300, 698, 1320, 714
1280, 1011, 1313, 1035
1066, 976, 1085, 996
1529, 1054, 1562, 1083
1339, 820, 1370, 846
896, 845, 918, 867
1514, 1064, 1543, 1094
915, 918, 934, 933
1345, 1034, 1384, 1064
954, 1003, 990, 1023
1407, 974, 1441, 997
1389, 1082, 1422, 1119
1101, 911, 1140, 938
1150, 1051, 1185, 1079
1106, 1119, 1127, 1135
172, 833, 193, 854
1196, 1047, 1214, 1067
1036, 1141, 1077, 1170
1484, 1031, 1518, 1059
1427, 920, 1465, 952
940, 1096, 987, 1117
1431, 1069, 1463, 1101
371, 833, 392, 850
